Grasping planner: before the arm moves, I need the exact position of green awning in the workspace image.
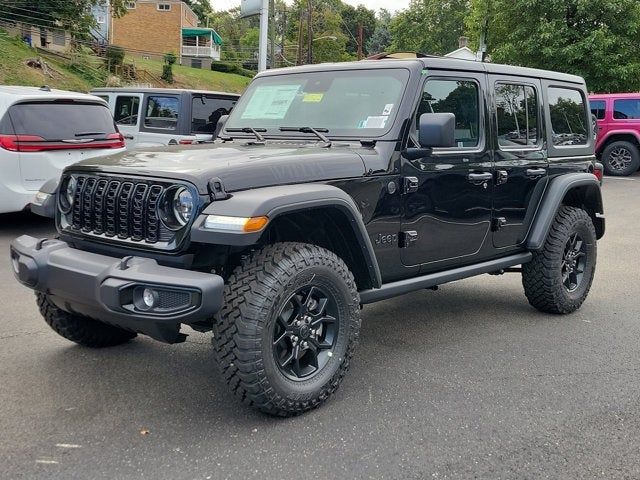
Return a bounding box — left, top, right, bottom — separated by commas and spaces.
182, 27, 223, 45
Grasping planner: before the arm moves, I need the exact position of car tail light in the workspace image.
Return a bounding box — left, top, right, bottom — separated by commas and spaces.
0, 133, 124, 152
593, 163, 604, 183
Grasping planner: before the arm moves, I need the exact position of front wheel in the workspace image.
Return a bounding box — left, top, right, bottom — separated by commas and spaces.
522, 206, 597, 314
212, 242, 361, 416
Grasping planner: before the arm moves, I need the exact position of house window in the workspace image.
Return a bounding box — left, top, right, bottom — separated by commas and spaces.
548, 87, 588, 146
495, 83, 539, 148
96, 16, 106, 24
125, 2, 136, 9
157, 3, 171, 11
52, 30, 66, 46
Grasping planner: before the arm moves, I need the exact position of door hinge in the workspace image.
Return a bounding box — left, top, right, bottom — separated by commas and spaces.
403, 176, 419, 194
399, 230, 418, 248
492, 217, 507, 231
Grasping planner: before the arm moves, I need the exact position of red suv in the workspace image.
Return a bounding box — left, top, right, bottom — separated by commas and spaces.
590, 93, 640, 176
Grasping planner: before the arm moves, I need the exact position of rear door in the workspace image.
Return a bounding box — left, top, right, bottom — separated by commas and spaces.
190, 94, 238, 142
137, 94, 182, 147
113, 93, 143, 149
490, 75, 548, 248
6, 100, 122, 191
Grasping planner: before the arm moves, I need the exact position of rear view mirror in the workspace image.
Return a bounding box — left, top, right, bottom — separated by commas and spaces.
418, 112, 456, 148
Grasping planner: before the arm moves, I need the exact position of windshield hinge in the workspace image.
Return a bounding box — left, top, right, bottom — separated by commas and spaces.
208, 177, 228, 200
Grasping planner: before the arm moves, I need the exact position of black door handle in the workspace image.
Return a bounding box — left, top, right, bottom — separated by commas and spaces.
526, 168, 547, 178
123, 134, 135, 140
468, 172, 493, 184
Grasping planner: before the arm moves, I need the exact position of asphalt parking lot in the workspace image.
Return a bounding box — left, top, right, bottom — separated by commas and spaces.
1, 177, 639, 480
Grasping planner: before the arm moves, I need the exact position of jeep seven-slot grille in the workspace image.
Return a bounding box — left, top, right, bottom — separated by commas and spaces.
65, 174, 175, 246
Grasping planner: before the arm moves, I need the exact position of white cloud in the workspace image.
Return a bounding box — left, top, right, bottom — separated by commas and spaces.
212, 0, 410, 13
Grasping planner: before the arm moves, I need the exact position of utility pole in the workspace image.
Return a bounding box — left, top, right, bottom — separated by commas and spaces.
257, 0, 269, 72
357, 23, 363, 60
306, 0, 313, 64
269, 0, 275, 69
280, 5, 286, 68
296, 6, 304, 65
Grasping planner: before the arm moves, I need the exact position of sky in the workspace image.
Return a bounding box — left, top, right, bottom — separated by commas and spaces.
212, 0, 411, 13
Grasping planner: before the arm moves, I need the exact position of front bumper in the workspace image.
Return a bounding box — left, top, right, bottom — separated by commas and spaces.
10, 235, 224, 343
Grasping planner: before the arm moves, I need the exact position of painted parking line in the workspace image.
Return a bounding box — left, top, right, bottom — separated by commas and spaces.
604, 176, 636, 181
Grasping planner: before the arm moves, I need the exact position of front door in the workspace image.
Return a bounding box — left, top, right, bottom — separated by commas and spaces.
401, 72, 493, 270
113, 94, 143, 149
490, 76, 548, 248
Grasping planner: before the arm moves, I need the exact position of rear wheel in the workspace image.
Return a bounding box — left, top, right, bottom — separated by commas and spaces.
522, 206, 597, 314
602, 140, 640, 176
212, 242, 361, 416
37, 293, 137, 347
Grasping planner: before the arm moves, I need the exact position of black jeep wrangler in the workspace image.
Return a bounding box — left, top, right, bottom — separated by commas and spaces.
11, 57, 605, 416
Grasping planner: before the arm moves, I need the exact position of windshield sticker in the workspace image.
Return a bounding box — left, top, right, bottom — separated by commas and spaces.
303, 93, 324, 103
382, 104, 394, 115
362, 116, 388, 129
241, 85, 300, 120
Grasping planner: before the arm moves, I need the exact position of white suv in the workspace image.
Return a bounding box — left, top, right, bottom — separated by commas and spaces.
0, 86, 125, 214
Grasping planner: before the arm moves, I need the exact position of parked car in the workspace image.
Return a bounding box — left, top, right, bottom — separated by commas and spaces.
90, 88, 240, 149
589, 92, 640, 176
12, 57, 604, 416
0, 85, 125, 215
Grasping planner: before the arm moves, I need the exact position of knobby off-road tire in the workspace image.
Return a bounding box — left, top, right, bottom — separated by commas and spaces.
522, 206, 597, 314
37, 293, 137, 347
602, 140, 640, 176
212, 242, 361, 416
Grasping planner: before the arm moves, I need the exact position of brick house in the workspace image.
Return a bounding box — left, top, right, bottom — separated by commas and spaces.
110, 0, 222, 69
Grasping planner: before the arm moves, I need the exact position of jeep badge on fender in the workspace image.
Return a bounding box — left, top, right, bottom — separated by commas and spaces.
10, 54, 604, 417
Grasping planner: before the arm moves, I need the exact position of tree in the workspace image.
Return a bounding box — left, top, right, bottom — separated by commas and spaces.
183, 0, 213, 23
390, 0, 470, 55
466, 0, 640, 93
366, 9, 392, 55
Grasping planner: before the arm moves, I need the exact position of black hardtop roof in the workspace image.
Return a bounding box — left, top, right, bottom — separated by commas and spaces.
90, 87, 240, 97
258, 56, 585, 85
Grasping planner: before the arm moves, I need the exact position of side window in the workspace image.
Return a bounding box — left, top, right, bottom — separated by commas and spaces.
548, 87, 588, 146
144, 96, 179, 130
613, 99, 640, 119
495, 83, 539, 148
191, 96, 237, 133
114, 96, 140, 126
590, 100, 606, 120
419, 79, 480, 148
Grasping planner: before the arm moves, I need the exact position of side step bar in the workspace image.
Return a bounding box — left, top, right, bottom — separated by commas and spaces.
359, 252, 532, 304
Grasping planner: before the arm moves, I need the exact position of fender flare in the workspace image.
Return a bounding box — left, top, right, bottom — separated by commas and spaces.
526, 173, 604, 251
191, 184, 382, 288
597, 130, 640, 153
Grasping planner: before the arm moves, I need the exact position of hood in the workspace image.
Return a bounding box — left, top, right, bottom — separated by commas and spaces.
68, 143, 368, 194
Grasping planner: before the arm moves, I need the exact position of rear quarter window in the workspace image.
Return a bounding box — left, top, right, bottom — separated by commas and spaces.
7, 101, 117, 140
192, 96, 237, 133
547, 87, 589, 146
613, 98, 640, 119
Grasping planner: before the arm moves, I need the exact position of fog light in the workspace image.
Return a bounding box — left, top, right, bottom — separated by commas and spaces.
142, 288, 158, 309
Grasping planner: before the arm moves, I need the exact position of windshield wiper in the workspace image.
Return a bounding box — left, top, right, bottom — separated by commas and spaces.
225, 127, 266, 144
279, 127, 332, 148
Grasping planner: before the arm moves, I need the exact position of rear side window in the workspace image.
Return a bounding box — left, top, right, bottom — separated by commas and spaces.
419, 79, 480, 148
7, 102, 116, 140
192, 96, 237, 133
115, 96, 140, 126
590, 100, 606, 120
548, 87, 588, 146
144, 96, 179, 130
613, 99, 640, 119
495, 83, 539, 147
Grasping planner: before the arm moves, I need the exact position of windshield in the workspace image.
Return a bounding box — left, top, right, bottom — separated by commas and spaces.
225, 68, 410, 138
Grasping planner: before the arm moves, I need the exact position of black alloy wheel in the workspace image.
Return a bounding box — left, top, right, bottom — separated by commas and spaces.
272, 285, 339, 380
561, 233, 587, 292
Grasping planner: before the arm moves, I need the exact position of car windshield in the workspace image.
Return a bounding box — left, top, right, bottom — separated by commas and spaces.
225, 68, 410, 138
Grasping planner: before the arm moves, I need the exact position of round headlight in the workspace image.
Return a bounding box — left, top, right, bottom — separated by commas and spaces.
173, 187, 194, 225
59, 176, 77, 214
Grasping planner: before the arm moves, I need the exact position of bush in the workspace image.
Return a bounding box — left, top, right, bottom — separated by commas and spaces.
164, 52, 177, 66
211, 61, 255, 78
105, 45, 125, 73
161, 64, 173, 83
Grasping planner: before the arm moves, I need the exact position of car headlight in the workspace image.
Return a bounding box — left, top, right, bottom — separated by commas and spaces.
59, 176, 76, 213
159, 186, 195, 230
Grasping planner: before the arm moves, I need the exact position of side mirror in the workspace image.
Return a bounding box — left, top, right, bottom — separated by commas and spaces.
418, 112, 456, 148
215, 115, 229, 139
